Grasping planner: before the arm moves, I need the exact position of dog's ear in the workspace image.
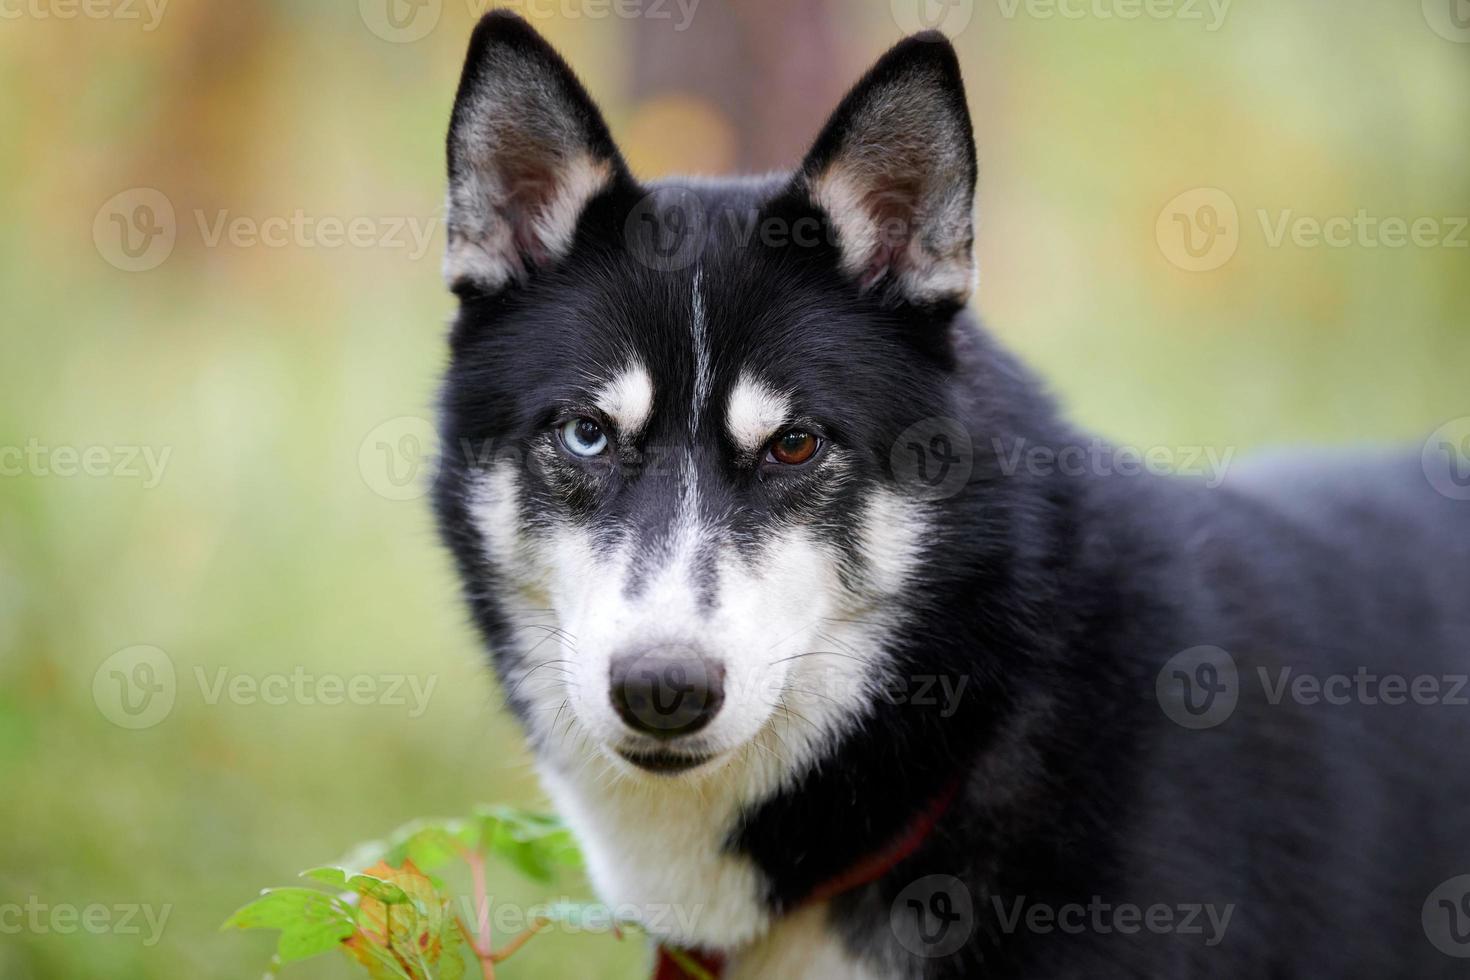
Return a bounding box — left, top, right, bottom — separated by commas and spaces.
796, 33, 977, 308
444, 12, 628, 295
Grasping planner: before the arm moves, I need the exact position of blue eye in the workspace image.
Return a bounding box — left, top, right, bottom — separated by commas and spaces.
559, 418, 609, 457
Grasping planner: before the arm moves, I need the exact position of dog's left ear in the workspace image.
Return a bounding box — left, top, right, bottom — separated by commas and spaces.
796, 33, 977, 308
444, 12, 628, 296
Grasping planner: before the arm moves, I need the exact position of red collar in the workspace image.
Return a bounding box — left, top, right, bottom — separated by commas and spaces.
654, 779, 960, 979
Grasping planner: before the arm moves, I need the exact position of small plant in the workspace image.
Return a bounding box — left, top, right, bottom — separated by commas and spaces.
222, 806, 644, 979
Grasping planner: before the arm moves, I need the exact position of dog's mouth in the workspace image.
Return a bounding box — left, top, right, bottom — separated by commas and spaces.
615, 746, 717, 775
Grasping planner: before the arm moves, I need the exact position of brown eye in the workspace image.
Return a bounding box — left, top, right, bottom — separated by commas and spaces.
768, 430, 820, 466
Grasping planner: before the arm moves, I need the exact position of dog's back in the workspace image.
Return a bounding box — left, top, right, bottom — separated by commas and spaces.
1070, 453, 1470, 978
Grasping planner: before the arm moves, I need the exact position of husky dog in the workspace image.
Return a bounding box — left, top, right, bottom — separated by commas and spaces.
432, 12, 1470, 978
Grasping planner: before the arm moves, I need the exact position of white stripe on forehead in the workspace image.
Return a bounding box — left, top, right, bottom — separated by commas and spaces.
689, 267, 710, 435
594, 362, 654, 436
726, 372, 792, 457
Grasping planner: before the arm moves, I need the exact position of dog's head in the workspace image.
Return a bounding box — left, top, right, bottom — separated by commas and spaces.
435, 14, 979, 788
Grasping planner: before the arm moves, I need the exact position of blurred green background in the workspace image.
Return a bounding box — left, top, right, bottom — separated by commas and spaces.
0, 1, 1466, 977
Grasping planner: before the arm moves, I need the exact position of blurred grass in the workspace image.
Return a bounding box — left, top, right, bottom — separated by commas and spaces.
0, 1, 1467, 978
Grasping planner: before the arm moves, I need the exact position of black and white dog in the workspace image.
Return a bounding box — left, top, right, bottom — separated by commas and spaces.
432, 13, 1470, 978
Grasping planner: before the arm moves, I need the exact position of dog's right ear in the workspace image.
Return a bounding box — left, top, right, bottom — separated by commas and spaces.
444, 13, 628, 296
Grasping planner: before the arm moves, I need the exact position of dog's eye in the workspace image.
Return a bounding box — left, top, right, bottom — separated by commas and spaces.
767, 430, 821, 466
559, 418, 609, 458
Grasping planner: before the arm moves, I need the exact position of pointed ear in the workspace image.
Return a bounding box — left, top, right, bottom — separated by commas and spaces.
444, 12, 628, 295
797, 33, 977, 308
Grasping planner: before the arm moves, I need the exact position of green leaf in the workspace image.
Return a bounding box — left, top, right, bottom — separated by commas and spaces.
347, 860, 461, 980
386, 824, 467, 873
475, 807, 582, 882
300, 866, 410, 905
222, 888, 355, 963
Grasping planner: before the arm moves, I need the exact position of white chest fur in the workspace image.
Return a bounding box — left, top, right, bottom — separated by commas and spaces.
539, 762, 889, 978
539, 763, 773, 950
727, 903, 886, 980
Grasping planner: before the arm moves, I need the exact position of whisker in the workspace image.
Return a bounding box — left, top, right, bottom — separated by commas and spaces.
505, 659, 576, 701
771, 649, 870, 666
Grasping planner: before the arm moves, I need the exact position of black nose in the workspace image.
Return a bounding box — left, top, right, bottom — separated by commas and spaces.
610, 654, 725, 737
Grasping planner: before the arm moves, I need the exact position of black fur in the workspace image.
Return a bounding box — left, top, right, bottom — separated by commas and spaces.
433, 14, 1470, 977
